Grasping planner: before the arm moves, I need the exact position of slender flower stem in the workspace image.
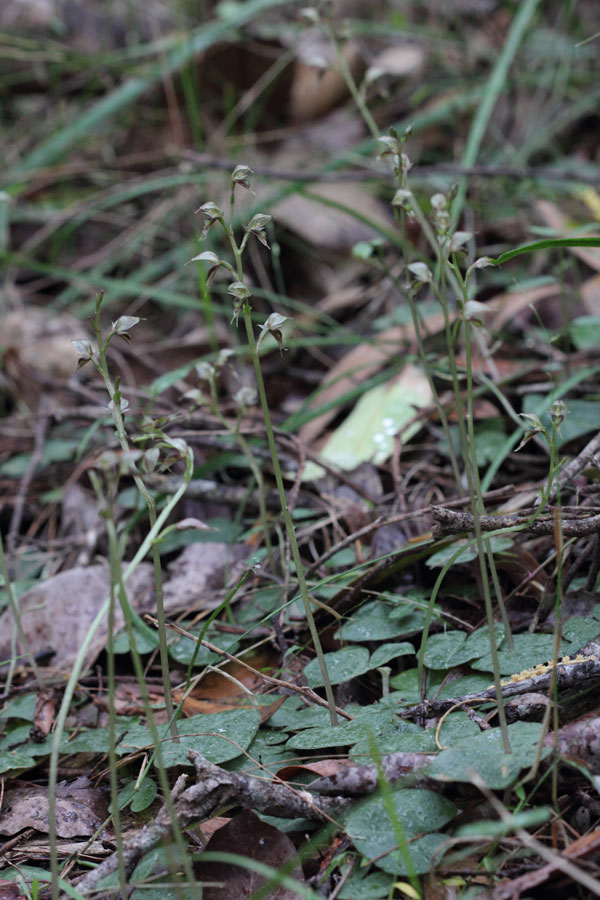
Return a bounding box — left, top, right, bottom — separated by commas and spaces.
242, 304, 338, 725
90, 297, 178, 741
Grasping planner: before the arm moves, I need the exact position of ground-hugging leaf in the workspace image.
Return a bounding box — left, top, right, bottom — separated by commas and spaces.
436, 673, 494, 699
350, 711, 480, 759
304, 642, 415, 688
344, 788, 457, 875
286, 706, 395, 751
369, 642, 415, 668
472, 632, 566, 674
423, 623, 507, 670
427, 721, 550, 789
119, 709, 260, 766
349, 720, 425, 760
0, 750, 36, 775
388, 668, 446, 704
0, 694, 37, 721
228, 729, 297, 775
569, 315, 600, 350
338, 867, 396, 899
0, 724, 55, 758
426, 536, 514, 568
523, 394, 600, 447
303, 646, 371, 687
169, 632, 240, 666
560, 614, 600, 648
463, 623, 507, 657
272, 698, 333, 731
60, 729, 116, 755
337, 600, 424, 642
130, 778, 158, 813
421, 631, 476, 668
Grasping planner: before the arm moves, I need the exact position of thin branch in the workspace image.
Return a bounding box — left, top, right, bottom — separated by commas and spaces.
181, 150, 600, 185
72, 753, 348, 897
431, 505, 600, 538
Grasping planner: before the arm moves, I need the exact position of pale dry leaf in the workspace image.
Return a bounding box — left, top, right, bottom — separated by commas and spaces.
0, 564, 154, 673
581, 273, 600, 315
536, 199, 600, 275
0, 778, 109, 839
490, 282, 560, 331
290, 34, 364, 121
1, 307, 83, 378
272, 181, 393, 252
162, 541, 250, 610
299, 313, 449, 446
368, 43, 425, 77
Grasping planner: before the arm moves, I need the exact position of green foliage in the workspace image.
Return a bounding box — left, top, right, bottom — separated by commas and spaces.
428, 721, 550, 789
121, 709, 261, 766
344, 789, 457, 875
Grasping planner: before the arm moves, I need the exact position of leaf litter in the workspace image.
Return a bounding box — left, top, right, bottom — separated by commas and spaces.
2, 2, 600, 898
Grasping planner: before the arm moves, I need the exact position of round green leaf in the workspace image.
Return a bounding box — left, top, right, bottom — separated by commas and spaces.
0, 694, 37, 722
0, 750, 36, 775
375, 833, 449, 875
369, 642, 414, 668
345, 789, 456, 875
436, 673, 494, 699
130, 777, 158, 812
422, 631, 470, 668
426, 536, 513, 568
388, 668, 446, 704
338, 867, 396, 899
338, 602, 421, 642
471, 632, 559, 675
428, 721, 549, 789
120, 709, 260, 766
350, 720, 428, 759
304, 646, 370, 687
286, 721, 369, 751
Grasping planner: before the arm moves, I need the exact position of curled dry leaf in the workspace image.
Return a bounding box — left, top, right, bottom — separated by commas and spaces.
0, 778, 109, 839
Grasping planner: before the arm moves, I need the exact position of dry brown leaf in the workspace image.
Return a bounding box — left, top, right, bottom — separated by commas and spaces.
175, 649, 278, 716
490, 282, 560, 331
276, 759, 354, 783
1, 306, 85, 409
581, 273, 600, 315
162, 541, 250, 610
490, 826, 600, 900
272, 181, 393, 252
0, 564, 154, 674
30, 689, 56, 742
290, 35, 364, 121
0, 778, 108, 839
0, 882, 25, 900
194, 809, 305, 900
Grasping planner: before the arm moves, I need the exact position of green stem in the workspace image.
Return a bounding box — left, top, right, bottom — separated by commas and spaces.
242, 304, 338, 725
0, 531, 44, 693
92, 298, 177, 741
322, 21, 380, 141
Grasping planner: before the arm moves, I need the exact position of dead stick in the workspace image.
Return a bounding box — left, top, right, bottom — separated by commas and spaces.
431, 505, 600, 539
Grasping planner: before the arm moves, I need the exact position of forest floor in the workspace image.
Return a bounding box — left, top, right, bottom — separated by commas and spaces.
2, 2, 600, 898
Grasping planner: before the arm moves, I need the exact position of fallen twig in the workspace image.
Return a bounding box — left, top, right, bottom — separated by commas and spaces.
431, 505, 600, 538
73, 751, 349, 897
